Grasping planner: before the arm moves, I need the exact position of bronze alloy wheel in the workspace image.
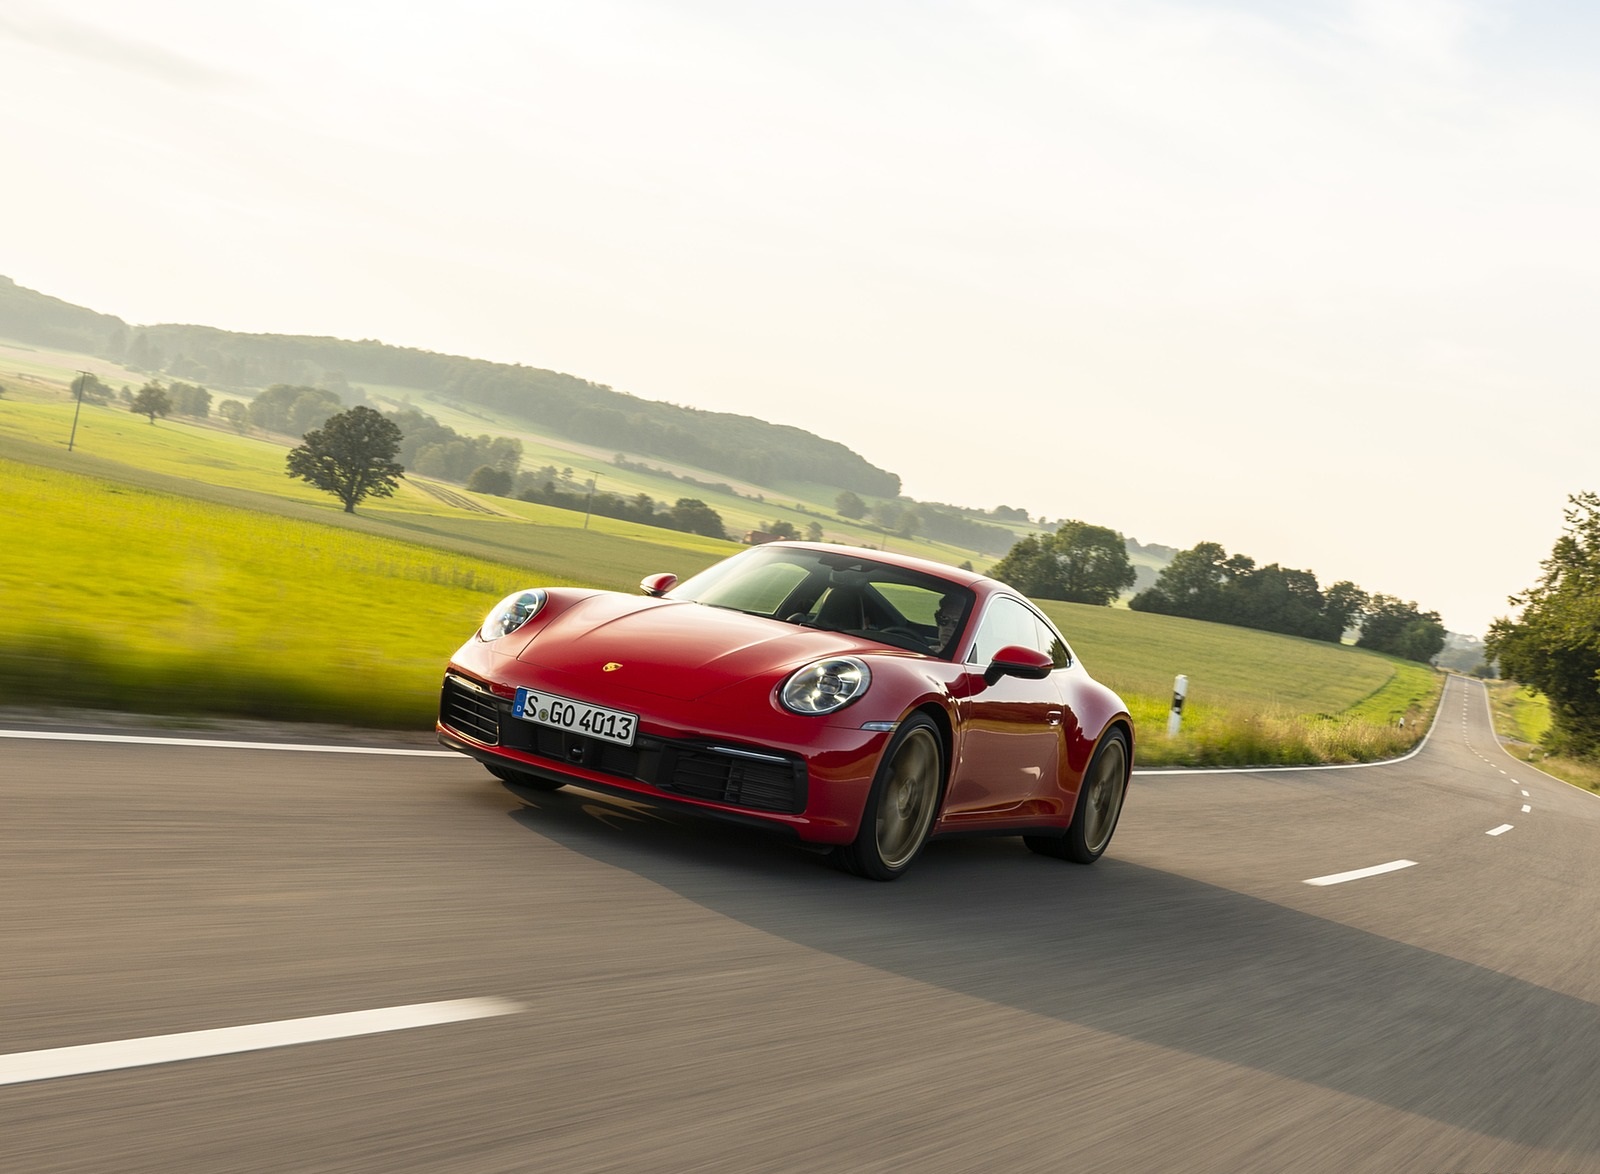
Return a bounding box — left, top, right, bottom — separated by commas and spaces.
1078, 733, 1127, 856
1024, 729, 1129, 865
837, 714, 945, 880
875, 724, 942, 871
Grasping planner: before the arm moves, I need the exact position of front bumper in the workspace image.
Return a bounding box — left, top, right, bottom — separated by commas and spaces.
437, 670, 891, 843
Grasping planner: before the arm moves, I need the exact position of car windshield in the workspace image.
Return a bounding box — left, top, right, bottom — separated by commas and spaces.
668, 546, 975, 658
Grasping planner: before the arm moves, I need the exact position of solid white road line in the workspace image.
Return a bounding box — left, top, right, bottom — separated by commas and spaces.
1487, 824, 1514, 836
0, 997, 523, 1087
0, 730, 457, 756
1304, 860, 1418, 886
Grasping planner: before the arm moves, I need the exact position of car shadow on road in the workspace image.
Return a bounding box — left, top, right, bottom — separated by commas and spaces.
502, 781, 1600, 1156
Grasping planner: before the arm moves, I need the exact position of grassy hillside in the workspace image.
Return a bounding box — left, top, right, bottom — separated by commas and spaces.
1040, 600, 1435, 765
1, 342, 1041, 570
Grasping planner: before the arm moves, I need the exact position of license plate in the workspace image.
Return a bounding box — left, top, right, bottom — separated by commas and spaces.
513, 687, 638, 747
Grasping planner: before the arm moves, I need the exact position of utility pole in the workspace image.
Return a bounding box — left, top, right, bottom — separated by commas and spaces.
67, 370, 91, 452
582, 473, 598, 529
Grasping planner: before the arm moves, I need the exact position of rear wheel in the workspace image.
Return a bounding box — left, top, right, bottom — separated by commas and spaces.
835, 715, 944, 881
486, 763, 566, 792
1025, 730, 1128, 864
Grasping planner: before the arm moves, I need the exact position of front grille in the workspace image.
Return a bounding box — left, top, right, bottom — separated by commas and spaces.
458, 685, 808, 814
440, 675, 500, 745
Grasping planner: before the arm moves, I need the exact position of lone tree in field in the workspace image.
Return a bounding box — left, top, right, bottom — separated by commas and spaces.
286, 405, 405, 513
129, 382, 172, 424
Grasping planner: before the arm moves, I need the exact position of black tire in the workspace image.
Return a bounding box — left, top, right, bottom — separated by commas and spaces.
1025, 729, 1129, 864
835, 714, 944, 881
486, 763, 566, 792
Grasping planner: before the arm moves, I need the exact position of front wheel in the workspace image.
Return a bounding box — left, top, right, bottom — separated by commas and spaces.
1025, 729, 1129, 864
835, 715, 944, 881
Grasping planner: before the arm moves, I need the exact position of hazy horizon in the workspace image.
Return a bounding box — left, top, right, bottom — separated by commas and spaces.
7, 0, 1599, 637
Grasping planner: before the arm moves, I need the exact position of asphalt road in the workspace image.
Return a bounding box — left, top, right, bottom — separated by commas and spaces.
3, 675, 1598, 1172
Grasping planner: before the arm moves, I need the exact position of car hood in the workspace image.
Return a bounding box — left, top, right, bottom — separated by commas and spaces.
516, 594, 888, 700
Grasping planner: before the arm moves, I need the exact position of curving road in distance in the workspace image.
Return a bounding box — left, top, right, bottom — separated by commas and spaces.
2, 674, 1599, 1172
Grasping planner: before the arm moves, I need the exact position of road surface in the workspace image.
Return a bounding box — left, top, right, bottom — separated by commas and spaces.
2, 675, 1597, 1172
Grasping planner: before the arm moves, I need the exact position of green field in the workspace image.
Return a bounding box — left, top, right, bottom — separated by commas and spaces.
1, 351, 1446, 764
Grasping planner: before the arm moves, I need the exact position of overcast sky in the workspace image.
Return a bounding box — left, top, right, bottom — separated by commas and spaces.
5, 0, 1598, 636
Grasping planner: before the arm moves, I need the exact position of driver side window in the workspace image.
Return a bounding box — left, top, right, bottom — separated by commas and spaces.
967, 597, 1044, 666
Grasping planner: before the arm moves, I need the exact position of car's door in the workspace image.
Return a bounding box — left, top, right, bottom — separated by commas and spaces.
942, 596, 1071, 821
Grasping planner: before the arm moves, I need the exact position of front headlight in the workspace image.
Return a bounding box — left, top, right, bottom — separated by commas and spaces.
478, 589, 548, 641
780, 657, 871, 715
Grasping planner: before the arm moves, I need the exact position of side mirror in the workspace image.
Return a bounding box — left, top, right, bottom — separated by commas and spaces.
984, 644, 1053, 685
640, 572, 678, 597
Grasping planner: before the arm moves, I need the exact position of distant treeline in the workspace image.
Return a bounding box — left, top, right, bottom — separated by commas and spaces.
0, 277, 899, 497
510, 480, 727, 539
906, 504, 1018, 555
1130, 540, 1445, 663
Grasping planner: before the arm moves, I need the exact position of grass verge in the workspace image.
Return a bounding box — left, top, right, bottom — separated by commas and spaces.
1485, 680, 1600, 794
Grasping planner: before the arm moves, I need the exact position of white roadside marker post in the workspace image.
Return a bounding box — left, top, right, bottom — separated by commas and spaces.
1167, 674, 1188, 738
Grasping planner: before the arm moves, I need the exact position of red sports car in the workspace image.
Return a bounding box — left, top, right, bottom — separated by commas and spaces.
438, 542, 1132, 880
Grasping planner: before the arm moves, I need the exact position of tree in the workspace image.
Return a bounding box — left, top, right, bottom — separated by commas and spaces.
72, 373, 113, 405
168, 381, 212, 418
218, 399, 248, 433
990, 520, 1137, 606
467, 465, 513, 496
835, 490, 867, 519
668, 498, 726, 539
806, 521, 823, 542
285, 406, 405, 513
129, 382, 172, 424
1131, 542, 1372, 644
1357, 595, 1446, 663
1487, 492, 1600, 758
1130, 540, 1231, 618
1322, 581, 1370, 642
249, 384, 341, 434
484, 435, 523, 474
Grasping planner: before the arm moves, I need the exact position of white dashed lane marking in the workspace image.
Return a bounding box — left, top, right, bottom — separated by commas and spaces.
0, 730, 456, 756
0, 998, 524, 1087
1304, 860, 1418, 886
